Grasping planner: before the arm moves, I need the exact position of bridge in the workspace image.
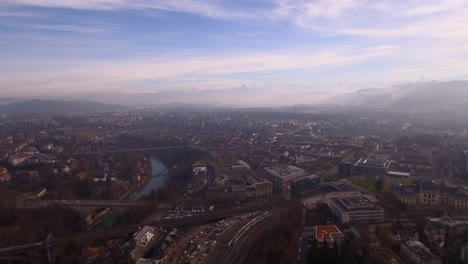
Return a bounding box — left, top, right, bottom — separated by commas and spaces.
74, 146, 189, 155
19, 199, 154, 214
0, 203, 275, 258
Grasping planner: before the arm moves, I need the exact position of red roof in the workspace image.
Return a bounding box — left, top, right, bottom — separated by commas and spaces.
315, 225, 342, 241
0, 166, 7, 173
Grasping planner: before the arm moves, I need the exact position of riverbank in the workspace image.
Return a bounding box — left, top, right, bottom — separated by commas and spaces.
131, 157, 168, 200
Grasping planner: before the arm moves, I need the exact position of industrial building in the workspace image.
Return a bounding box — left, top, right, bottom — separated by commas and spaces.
329, 196, 385, 224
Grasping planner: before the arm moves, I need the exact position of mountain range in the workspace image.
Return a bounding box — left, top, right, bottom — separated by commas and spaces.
324, 80, 468, 112
1, 80, 467, 115
0, 100, 125, 116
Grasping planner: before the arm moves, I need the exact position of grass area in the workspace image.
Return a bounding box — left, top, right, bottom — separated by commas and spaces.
352, 178, 415, 192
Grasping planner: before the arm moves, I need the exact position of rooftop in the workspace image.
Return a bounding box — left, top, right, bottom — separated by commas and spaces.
331, 196, 382, 211
264, 165, 306, 178
355, 158, 392, 168
375, 248, 406, 264
404, 240, 439, 262
315, 225, 343, 242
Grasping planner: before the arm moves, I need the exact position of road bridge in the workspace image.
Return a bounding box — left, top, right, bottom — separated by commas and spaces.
20, 199, 154, 214
0, 203, 276, 258
74, 146, 189, 155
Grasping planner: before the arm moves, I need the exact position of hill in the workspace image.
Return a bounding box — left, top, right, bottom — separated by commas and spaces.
325, 80, 468, 112
0, 99, 125, 116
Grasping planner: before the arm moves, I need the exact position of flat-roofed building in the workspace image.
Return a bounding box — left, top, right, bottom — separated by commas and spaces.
401, 240, 441, 264
312, 225, 344, 248
264, 165, 306, 199
375, 248, 407, 264
291, 175, 320, 196
354, 158, 392, 175
130, 226, 163, 262
329, 196, 385, 224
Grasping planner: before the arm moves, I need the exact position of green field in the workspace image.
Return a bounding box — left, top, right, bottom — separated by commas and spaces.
352, 178, 415, 192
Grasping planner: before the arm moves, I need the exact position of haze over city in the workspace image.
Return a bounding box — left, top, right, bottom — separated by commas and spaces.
1, 0, 468, 106
4, 1, 468, 264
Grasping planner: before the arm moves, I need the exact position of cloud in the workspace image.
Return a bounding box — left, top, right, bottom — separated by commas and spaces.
1, 0, 251, 20
0, 45, 395, 96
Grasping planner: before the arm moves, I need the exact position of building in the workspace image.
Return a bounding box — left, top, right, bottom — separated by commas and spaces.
354, 158, 392, 175
329, 196, 385, 224
291, 175, 320, 196
312, 225, 344, 248
206, 176, 247, 202
391, 181, 468, 209
338, 162, 353, 177
391, 184, 418, 207
0, 166, 11, 183
251, 180, 273, 198
401, 240, 441, 264
264, 165, 307, 199
374, 248, 407, 264
8, 153, 33, 166
461, 243, 468, 264
464, 150, 468, 174
130, 226, 163, 262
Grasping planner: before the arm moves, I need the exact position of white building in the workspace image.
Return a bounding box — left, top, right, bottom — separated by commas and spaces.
329, 196, 385, 224
401, 240, 441, 264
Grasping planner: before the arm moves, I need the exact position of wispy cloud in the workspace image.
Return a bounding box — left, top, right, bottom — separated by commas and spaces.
1, 0, 252, 19
0, 45, 395, 96
1, 0, 468, 98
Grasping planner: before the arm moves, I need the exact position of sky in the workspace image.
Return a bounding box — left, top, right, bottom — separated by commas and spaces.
1, 0, 468, 99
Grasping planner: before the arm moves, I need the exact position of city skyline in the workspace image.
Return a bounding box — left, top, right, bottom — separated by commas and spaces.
1, 0, 468, 98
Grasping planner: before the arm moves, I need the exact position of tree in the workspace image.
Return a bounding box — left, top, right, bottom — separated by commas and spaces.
374, 178, 384, 192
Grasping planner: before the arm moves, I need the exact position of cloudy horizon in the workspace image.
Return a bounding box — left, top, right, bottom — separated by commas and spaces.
1, 0, 468, 99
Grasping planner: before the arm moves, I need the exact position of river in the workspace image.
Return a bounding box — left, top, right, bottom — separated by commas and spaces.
132, 157, 168, 200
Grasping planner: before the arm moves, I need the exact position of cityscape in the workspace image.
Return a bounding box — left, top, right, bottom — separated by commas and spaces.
2, 0, 468, 263
1, 108, 468, 263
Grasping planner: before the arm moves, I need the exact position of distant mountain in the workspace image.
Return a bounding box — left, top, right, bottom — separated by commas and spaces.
0, 99, 125, 116
83, 86, 334, 107
324, 80, 468, 112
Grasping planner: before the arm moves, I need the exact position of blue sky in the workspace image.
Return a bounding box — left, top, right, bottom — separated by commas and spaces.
1, 0, 468, 97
